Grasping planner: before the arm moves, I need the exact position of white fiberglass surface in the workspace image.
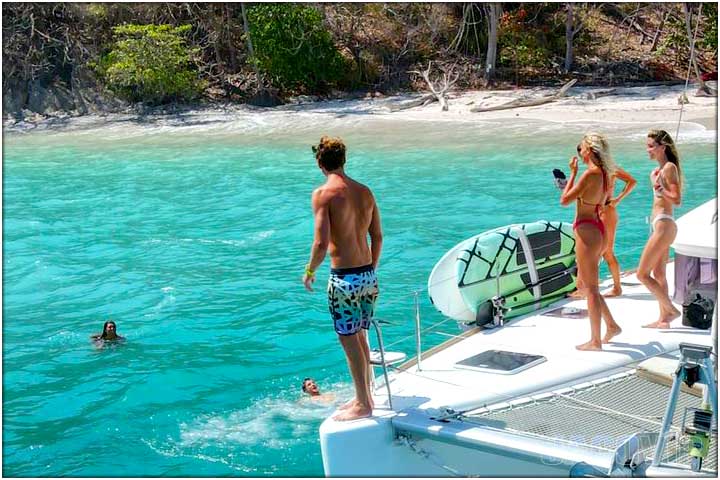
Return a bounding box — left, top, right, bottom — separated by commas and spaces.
381, 266, 711, 412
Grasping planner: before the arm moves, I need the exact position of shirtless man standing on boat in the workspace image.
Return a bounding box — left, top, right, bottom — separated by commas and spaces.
303, 136, 383, 421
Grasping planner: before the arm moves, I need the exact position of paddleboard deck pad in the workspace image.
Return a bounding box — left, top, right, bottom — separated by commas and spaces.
455, 221, 576, 325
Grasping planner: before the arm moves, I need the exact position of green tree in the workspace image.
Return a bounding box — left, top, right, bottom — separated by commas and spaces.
498, 7, 553, 84
699, 3, 717, 52
99, 24, 204, 105
247, 4, 346, 93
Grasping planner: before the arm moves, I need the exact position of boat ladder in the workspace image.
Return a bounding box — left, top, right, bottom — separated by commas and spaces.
648, 342, 718, 475
368, 292, 423, 411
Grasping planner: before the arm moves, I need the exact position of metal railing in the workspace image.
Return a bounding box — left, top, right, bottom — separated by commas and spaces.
370, 318, 394, 410
370, 292, 424, 410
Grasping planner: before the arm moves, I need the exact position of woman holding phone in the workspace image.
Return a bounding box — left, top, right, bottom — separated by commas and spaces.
560, 132, 622, 350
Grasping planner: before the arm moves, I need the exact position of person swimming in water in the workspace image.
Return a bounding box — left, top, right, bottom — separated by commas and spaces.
638, 129, 683, 328
560, 133, 622, 351
301, 377, 336, 403
90, 320, 125, 344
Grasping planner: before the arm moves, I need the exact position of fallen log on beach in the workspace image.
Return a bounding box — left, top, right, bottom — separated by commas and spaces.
470, 79, 577, 113
387, 93, 437, 112
584, 88, 617, 100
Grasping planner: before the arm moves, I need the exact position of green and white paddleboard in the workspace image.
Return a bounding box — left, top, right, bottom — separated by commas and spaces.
456, 220, 577, 325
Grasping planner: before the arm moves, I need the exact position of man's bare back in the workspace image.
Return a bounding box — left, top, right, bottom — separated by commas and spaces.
315, 175, 377, 269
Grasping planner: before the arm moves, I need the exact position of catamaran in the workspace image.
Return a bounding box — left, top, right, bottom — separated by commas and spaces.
319, 198, 717, 477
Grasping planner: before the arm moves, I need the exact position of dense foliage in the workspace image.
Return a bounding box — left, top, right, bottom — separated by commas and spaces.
2, 2, 717, 113
498, 8, 555, 75
98, 24, 205, 105
699, 3, 718, 52
247, 3, 347, 93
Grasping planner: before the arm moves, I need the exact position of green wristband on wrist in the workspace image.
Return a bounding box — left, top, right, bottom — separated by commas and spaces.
305, 267, 315, 277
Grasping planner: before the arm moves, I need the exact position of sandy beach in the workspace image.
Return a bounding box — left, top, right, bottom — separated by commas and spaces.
4, 83, 717, 135
418, 86, 717, 130
371, 83, 718, 131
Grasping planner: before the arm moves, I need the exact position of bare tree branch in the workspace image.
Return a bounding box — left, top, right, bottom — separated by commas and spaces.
412, 61, 459, 111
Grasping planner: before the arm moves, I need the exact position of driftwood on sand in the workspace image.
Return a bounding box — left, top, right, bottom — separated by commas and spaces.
584, 88, 617, 100
404, 61, 460, 112
470, 79, 577, 113
387, 60, 460, 112
387, 93, 437, 112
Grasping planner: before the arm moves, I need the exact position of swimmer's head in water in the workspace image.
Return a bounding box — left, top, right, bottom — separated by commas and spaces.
102, 320, 117, 339
302, 377, 320, 395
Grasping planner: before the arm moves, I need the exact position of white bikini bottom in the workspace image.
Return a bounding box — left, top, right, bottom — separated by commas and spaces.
652, 213, 675, 231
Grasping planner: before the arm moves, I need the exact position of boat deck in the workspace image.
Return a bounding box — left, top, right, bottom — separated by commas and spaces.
374, 264, 713, 413
465, 372, 717, 473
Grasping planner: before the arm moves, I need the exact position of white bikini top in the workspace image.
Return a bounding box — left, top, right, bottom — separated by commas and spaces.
652, 168, 669, 198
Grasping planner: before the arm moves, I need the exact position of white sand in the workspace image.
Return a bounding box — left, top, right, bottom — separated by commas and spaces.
4, 83, 716, 135
370, 83, 717, 131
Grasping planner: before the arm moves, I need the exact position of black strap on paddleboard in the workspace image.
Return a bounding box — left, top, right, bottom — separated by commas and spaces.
475, 289, 573, 326
473, 266, 577, 325
504, 289, 574, 314
501, 264, 577, 300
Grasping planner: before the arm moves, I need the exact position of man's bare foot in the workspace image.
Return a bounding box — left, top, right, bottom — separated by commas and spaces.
576, 341, 602, 351
340, 394, 374, 410
602, 325, 622, 343
603, 287, 622, 298
338, 399, 357, 411
332, 403, 372, 421
569, 289, 585, 299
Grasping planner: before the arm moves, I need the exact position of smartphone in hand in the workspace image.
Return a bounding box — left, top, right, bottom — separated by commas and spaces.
553, 169, 568, 190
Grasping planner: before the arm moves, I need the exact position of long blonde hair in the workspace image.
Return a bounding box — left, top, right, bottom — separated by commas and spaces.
582, 132, 617, 182
648, 129, 683, 190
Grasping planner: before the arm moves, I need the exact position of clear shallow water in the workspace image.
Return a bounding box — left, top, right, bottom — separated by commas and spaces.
2, 111, 717, 476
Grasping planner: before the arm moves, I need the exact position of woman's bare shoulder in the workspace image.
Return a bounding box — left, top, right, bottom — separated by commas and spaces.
662, 162, 679, 174
583, 169, 605, 182
660, 163, 680, 183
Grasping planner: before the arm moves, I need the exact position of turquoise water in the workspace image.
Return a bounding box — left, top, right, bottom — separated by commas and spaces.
2, 111, 716, 476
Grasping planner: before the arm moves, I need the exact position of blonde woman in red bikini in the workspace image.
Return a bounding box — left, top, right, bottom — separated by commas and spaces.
639, 129, 683, 328
560, 132, 622, 351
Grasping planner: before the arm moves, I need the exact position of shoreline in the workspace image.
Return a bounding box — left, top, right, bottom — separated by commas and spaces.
3, 83, 717, 135
377, 83, 718, 131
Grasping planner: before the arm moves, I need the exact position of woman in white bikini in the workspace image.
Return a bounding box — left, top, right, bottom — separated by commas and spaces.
638, 129, 683, 328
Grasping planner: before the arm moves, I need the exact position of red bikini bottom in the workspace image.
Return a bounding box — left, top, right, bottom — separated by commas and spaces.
573, 218, 605, 237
